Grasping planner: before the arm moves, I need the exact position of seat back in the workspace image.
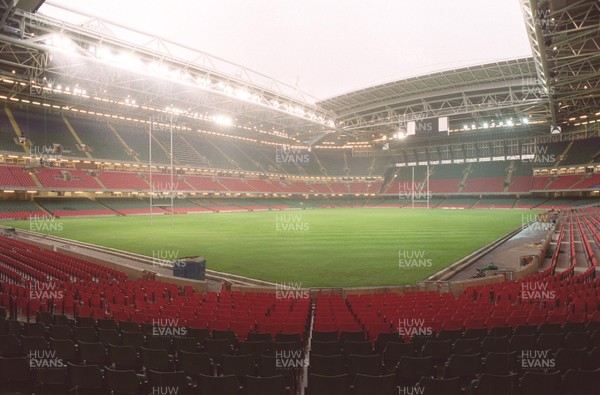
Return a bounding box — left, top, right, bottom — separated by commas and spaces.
353, 373, 397, 395
307, 373, 349, 395
244, 375, 288, 395
198, 374, 240, 395
520, 371, 562, 395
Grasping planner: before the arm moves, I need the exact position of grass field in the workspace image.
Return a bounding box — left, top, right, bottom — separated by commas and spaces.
3, 208, 536, 287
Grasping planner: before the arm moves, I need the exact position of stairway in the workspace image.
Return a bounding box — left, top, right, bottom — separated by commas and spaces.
543, 176, 557, 190
179, 135, 212, 167
503, 161, 515, 192
206, 139, 241, 169
92, 174, 107, 190
569, 173, 591, 189
555, 141, 574, 167
154, 132, 200, 165
150, 133, 175, 163
457, 163, 472, 193
367, 156, 377, 177
62, 116, 93, 160
311, 151, 329, 176
5, 107, 29, 154
108, 122, 141, 163
342, 151, 350, 176
512, 198, 519, 209
28, 170, 44, 188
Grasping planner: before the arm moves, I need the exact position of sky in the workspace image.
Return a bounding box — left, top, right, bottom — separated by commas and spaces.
40, 0, 532, 101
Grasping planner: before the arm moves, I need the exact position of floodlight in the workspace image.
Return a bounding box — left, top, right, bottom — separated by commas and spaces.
47, 34, 76, 51
148, 62, 169, 76
117, 52, 142, 68
197, 77, 210, 86
96, 46, 113, 60
235, 88, 251, 100
167, 70, 183, 80
213, 115, 233, 126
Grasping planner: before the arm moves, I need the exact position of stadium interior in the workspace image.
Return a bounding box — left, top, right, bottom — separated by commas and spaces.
0, 0, 599, 394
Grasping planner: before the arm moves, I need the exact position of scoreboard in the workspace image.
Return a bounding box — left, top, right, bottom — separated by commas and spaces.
407, 117, 449, 136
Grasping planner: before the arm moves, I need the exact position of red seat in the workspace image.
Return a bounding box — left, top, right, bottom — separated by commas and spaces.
485, 317, 507, 329
112, 311, 130, 322
230, 321, 254, 341
77, 305, 93, 318
545, 314, 564, 325
130, 312, 148, 323
442, 320, 463, 331
506, 316, 527, 328
337, 322, 362, 332
314, 322, 337, 332
258, 322, 281, 337
187, 318, 210, 329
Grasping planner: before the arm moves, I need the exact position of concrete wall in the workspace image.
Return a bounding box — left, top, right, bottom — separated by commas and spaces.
56, 247, 207, 293
230, 284, 421, 298
448, 274, 506, 296
514, 230, 553, 280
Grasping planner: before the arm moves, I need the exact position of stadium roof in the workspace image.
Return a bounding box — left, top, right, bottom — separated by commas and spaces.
519, 0, 600, 128
0, 3, 339, 145
321, 0, 600, 138
318, 57, 543, 136
39, 0, 532, 100
0, 0, 597, 147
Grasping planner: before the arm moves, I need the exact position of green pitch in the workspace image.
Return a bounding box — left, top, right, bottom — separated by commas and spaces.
4, 209, 536, 287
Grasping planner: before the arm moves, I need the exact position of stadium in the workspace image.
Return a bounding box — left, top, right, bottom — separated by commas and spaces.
0, 0, 598, 394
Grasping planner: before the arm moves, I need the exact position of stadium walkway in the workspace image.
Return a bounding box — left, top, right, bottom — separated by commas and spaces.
447, 220, 551, 281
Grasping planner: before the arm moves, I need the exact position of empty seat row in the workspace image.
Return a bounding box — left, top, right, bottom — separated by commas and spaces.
305, 368, 600, 395
0, 356, 291, 395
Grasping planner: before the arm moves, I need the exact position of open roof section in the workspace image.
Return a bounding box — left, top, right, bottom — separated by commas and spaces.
318, 57, 547, 135
319, 0, 600, 138
39, 0, 533, 100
